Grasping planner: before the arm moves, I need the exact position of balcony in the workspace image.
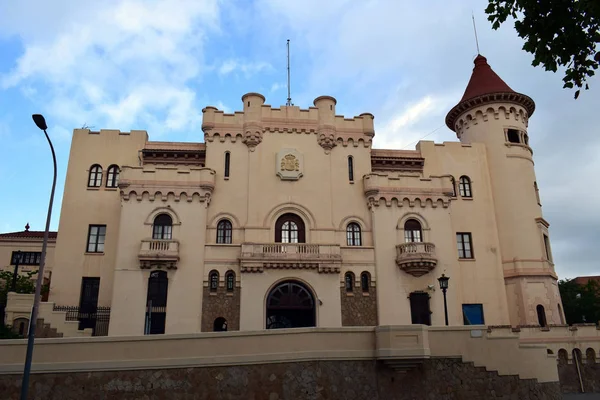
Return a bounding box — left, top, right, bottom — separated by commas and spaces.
395, 242, 437, 277
138, 239, 179, 269
240, 243, 342, 274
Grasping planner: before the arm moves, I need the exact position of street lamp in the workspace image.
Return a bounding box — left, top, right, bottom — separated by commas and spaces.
11, 250, 22, 292
20, 114, 57, 400
438, 274, 450, 326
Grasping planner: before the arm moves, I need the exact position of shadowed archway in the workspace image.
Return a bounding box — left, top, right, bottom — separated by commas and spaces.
266, 280, 315, 329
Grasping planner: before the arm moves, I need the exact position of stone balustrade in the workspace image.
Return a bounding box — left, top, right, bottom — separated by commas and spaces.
395, 242, 437, 277
138, 239, 179, 269
240, 243, 342, 273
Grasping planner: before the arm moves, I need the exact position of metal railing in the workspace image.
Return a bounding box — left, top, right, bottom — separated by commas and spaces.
53, 305, 111, 336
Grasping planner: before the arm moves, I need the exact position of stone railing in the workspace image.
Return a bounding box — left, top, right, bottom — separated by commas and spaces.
138, 239, 179, 269
395, 242, 437, 277
240, 243, 342, 273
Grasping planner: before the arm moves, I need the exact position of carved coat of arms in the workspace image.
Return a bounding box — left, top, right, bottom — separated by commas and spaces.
276, 149, 303, 181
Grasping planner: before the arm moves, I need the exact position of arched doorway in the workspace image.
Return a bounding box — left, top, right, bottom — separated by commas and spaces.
266, 280, 315, 329
145, 271, 168, 335
213, 317, 228, 332
275, 213, 305, 243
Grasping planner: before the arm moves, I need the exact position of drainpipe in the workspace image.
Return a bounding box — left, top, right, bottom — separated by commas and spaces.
573, 350, 585, 393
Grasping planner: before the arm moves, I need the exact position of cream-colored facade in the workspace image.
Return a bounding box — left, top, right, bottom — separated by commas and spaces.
0, 225, 55, 283
8, 54, 564, 336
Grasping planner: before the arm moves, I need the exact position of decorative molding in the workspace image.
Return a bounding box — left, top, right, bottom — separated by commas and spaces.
453, 104, 530, 138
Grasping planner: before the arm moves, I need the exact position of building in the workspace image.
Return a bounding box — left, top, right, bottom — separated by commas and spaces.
5, 55, 564, 336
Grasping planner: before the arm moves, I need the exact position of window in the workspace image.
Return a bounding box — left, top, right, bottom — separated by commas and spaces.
348, 156, 354, 182
543, 234, 552, 262
86, 225, 106, 253
209, 270, 219, 292
456, 232, 473, 259
360, 272, 370, 293
458, 176, 472, 198
214, 317, 227, 332
216, 219, 233, 244
404, 219, 422, 243
534, 181, 541, 205
346, 222, 362, 246
152, 214, 173, 240
224, 152, 230, 178
226, 271, 235, 292
11, 251, 41, 266
344, 272, 354, 292
450, 176, 457, 197
88, 164, 103, 187
558, 304, 565, 324
523, 133, 529, 145
507, 129, 520, 143
106, 165, 120, 188
275, 213, 305, 243
462, 304, 485, 325
536, 304, 547, 327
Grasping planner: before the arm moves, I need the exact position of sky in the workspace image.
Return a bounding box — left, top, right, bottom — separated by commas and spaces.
0, 0, 598, 279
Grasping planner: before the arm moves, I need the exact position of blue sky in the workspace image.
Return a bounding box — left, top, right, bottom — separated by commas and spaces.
0, 0, 598, 278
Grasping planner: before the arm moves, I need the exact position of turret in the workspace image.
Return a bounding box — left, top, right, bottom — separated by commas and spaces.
241, 92, 266, 151
445, 55, 564, 326
314, 96, 337, 152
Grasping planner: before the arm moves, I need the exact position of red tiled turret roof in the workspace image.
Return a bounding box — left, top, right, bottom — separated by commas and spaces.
460, 55, 514, 102
0, 223, 57, 240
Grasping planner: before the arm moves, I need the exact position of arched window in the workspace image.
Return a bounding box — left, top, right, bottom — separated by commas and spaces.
450, 176, 457, 197
209, 270, 219, 292
275, 213, 305, 243
557, 349, 568, 365
458, 176, 472, 198
507, 129, 520, 143
224, 152, 230, 178
346, 222, 362, 246
348, 156, 354, 182
88, 164, 103, 187
404, 219, 422, 243
214, 317, 227, 332
534, 181, 541, 205
360, 272, 370, 293
106, 165, 120, 188
266, 280, 315, 329
225, 271, 235, 292
586, 348, 596, 364
573, 348, 583, 366
344, 272, 354, 293
536, 304, 547, 327
216, 219, 233, 244
152, 214, 173, 240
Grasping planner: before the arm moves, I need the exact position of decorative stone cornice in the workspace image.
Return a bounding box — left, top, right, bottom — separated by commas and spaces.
364, 173, 452, 209
317, 124, 337, 153
242, 122, 264, 151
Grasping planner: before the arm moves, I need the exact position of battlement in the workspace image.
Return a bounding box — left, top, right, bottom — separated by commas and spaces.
75, 128, 149, 138
202, 93, 374, 151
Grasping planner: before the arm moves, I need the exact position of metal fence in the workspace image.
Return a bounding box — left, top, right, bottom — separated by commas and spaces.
53, 305, 111, 336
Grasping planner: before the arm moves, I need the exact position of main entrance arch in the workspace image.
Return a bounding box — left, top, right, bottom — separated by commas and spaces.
266, 280, 315, 329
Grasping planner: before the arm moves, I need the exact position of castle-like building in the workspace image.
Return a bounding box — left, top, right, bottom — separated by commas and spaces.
4, 55, 564, 336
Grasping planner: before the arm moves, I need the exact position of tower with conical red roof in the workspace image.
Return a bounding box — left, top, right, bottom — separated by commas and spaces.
446, 55, 564, 326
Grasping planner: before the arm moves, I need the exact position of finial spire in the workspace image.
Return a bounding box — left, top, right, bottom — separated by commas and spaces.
25, 222, 30, 231
472, 12, 480, 54
286, 39, 293, 106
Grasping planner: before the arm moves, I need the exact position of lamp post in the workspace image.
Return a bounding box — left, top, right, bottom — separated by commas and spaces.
20, 114, 57, 400
438, 274, 450, 326
11, 251, 22, 292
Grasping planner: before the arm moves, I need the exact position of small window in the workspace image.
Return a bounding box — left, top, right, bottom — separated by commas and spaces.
586, 348, 596, 363
507, 129, 520, 143
106, 165, 120, 188
534, 182, 541, 206
88, 164, 103, 187
11, 251, 41, 266
209, 270, 219, 292
456, 232, 473, 259
224, 152, 230, 178
213, 317, 227, 332
346, 222, 362, 246
558, 304, 565, 324
217, 219, 233, 244
152, 214, 173, 240
450, 176, 457, 197
404, 219, 422, 243
536, 304, 547, 327
87, 225, 106, 253
543, 234, 552, 262
225, 271, 235, 292
523, 133, 529, 145
360, 272, 370, 293
348, 156, 354, 182
558, 349, 568, 365
462, 304, 485, 325
344, 272, 354, 293
458, 176, 472, 198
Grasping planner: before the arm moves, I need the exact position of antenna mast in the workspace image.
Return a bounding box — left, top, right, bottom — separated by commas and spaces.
472, 12, 480, 54
286, 39, 292, 106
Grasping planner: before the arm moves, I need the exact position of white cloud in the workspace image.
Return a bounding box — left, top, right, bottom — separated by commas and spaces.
0, 0, 221, 135
217, 59, 272, 77
270, 82, 285, 93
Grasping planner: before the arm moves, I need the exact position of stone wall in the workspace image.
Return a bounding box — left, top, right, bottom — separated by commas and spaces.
558, 358, 600, 393
200, 284, 240, 332
0, 358, 560, 400
340, 285, 377, 326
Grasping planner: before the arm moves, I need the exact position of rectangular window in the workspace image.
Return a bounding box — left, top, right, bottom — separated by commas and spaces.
224, 152, 230, 178
543, 234, 552, 261
348, 156, 354, 182
456, 232, 474, 259
11, 251, 42, 266
87, 225, 106, 253
462, 304, 485, 325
